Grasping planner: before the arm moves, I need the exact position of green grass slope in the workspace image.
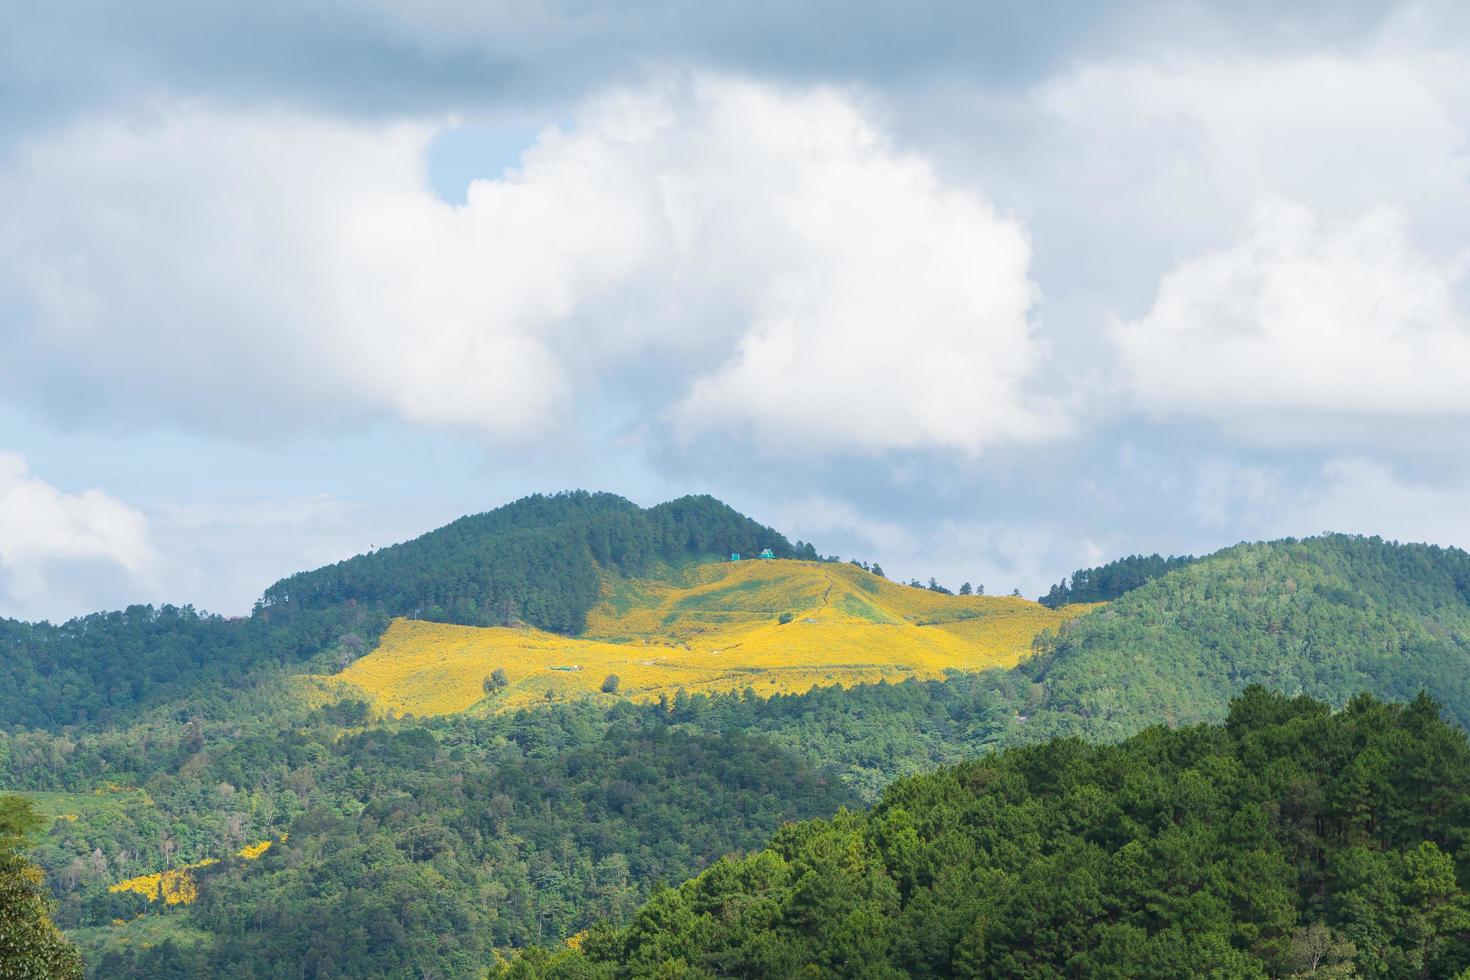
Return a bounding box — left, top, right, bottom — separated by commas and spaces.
1014, 534, 1470, 742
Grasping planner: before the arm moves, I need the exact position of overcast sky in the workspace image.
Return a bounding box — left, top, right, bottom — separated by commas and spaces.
3, 0, 1470, 621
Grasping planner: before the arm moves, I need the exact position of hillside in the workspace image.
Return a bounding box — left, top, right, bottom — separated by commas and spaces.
61, 710, 860, 979
507, 688, 1470, 978
1013, 534, 1470, 742
261, 491, 804, 634
0, 492, 801, 731
311, 559, 1091, 716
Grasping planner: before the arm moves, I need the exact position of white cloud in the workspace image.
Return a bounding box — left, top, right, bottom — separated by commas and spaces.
0, 452, 152, 619
1287, 457, 1470, 549
0, 75, 1057, 457
142, 494, 384, 617
768, 495, 918, 558
1204, 455, 1470, 550
1114, 198, 1470, 421
663, 81, 1057, 454
1189, 458, 1283, 531
1034, 52, 1470, 250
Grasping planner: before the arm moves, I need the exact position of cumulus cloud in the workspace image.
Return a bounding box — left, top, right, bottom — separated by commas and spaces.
1287, 457, 1470, 548
1033, 52, 1470, 249
1113, 199, 1470, 422
0, 452, 152, 619
0, 75, 1057, 456
662, 81, 1055, 453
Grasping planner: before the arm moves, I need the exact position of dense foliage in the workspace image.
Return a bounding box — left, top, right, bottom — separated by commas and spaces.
0, 796, 83, 979
262, 492, 803, 633
0, 602, 384, 731
510, 688, 1470, 979
1020, 535, 1470, 742
5, 696, 857, 979
1037, 552, 1197, 607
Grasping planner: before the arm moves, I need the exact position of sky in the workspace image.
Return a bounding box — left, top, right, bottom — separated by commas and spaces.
3, 0, 1470, 621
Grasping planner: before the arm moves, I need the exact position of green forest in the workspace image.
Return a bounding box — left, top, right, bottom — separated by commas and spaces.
508, 688, 1470, 978
6, 494, 1470, 976
1018, 535, 1470, 742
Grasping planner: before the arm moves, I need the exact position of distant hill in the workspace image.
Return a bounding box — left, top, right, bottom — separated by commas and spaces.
0, 492, 803, 731
1013, 534, 1470, 742
261, 491, 803, 634
311, 559, 1089, 716
513, 687, 1470, 978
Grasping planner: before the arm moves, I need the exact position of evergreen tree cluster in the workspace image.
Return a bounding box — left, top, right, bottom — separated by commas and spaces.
0, 601, 385, 731
1038, 552, 1198, 607
77, 709, 855, 979
508, 689, 1470, 979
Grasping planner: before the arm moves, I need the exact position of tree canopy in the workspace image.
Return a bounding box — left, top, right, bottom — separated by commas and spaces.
0, 795, 83, 979
505, 688, 1470, 979
1038, 551, 1197, 607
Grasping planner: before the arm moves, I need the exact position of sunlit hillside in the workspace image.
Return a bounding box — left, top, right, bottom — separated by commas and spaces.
314, 559, 1096, 716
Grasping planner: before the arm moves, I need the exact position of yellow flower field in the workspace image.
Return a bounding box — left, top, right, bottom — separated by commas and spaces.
236, 840, 273, 860
109, 859, 218, 905
311, 560, 1095, 717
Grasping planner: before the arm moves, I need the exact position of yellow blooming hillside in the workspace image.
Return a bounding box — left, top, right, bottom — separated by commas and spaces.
314, 560, 1095, 716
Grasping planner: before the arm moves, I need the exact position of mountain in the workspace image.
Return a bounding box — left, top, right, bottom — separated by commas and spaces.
0, 601, 384, 731
0, 492, 801, 731
511, 687, 1470, 978
261, 491, 804, 633
1012, 535, 1470, 743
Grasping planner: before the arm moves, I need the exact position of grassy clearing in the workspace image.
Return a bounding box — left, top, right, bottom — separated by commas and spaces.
310, 560, 1095, 717
2, 787, 153, 828
69, 914, 215, 967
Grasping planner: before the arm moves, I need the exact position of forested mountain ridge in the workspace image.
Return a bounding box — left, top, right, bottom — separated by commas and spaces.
261, 491, 804, 633
1014, 534, 1470, 742
507, 688, 1470, 979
